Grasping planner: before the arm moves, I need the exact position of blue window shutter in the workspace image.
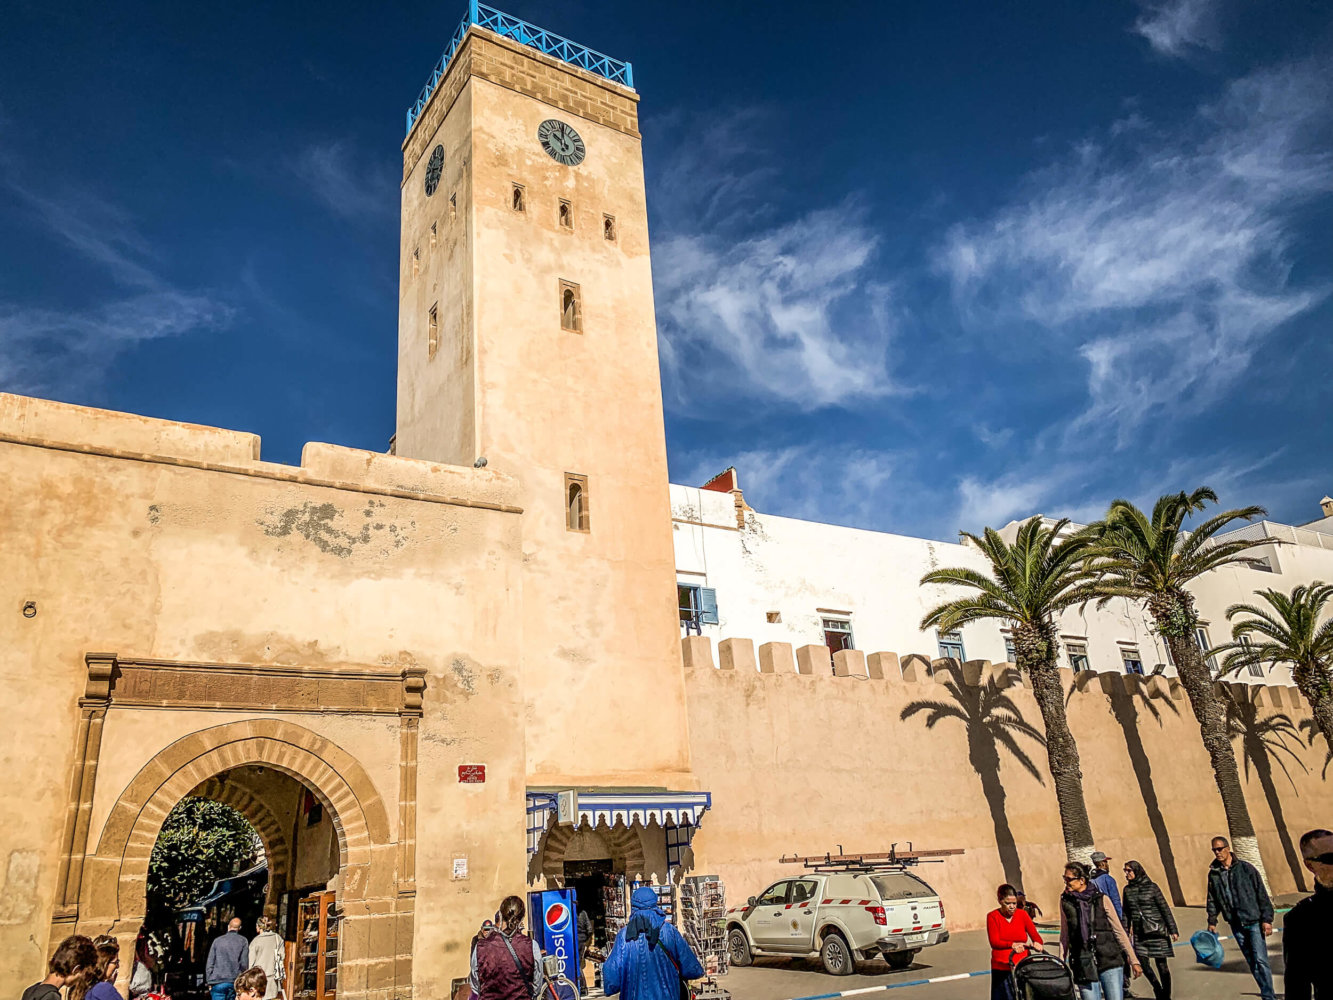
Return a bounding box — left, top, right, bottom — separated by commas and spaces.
698, 587, 719, 625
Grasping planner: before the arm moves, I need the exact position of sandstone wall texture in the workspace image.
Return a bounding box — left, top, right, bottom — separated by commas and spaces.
683, 637, 1328, 933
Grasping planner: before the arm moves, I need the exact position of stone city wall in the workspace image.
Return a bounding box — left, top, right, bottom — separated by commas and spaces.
0, 394, 531, 998
683, 635, 1327, 933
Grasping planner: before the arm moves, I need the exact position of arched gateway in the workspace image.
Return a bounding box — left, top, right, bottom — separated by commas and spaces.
67, 719, 411, 999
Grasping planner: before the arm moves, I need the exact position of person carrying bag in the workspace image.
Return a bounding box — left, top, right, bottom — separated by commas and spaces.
1121, 861, 1178, 1000
603, 887, 704, 1000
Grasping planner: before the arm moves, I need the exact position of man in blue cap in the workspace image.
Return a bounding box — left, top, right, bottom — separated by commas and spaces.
604, 887, 705, 1000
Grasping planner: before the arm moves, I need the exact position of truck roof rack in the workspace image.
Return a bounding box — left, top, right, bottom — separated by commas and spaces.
779, 843, 965, 873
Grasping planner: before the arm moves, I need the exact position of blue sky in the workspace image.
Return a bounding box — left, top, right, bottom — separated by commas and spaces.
2, 0, 1329, 540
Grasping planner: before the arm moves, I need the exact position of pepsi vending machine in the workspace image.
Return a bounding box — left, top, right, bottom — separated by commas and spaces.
529, 888, 581, 982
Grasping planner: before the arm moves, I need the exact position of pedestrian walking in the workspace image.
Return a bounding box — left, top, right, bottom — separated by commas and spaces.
469, 895, 543, 1000
603, 887, 704, 1000
206, 918, 251, 1000
1089, 852, 1124, 921
248, 917, 285, 1000
987, 883, 1044, 1000
22, 934, 98, 1000
1284, 828, 1333, 1000
1060, 861, 1141, 1000
1015, 890, 1042, 921
235, 967, 268, 1000
1121, 861, 1178, 1000
87, 937, 122, 1000
1205, 836, 1275, 1000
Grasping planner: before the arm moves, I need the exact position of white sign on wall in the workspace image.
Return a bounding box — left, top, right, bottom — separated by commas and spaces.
556, 789, 579, 826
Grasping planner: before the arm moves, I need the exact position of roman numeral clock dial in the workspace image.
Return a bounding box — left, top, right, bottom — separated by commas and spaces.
537, 119, 586, 166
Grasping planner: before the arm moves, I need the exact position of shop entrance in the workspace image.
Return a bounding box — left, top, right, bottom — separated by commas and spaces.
563, 860, 613, 952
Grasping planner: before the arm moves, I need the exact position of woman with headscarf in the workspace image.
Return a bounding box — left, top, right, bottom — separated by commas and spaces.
603, 887, 704, 1000
1059, 862, 1140, 1000
1120, 861, 1178, 1000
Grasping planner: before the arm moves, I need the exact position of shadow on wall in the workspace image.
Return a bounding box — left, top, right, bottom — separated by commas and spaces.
1105, 680, 1187, 906
900, 662, 1045, 893
1223, 693, 1309, 893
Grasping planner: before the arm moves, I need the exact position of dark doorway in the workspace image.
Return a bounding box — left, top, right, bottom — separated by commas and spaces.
564, 859, 614, 950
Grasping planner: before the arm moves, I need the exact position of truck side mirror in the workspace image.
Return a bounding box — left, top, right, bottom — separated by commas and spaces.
747, 896, 757, 907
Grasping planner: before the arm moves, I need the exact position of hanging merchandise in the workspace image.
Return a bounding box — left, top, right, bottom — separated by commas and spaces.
677, 876, 728, 977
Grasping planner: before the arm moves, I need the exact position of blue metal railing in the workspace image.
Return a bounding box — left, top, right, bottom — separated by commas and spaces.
406, 2, 634, 135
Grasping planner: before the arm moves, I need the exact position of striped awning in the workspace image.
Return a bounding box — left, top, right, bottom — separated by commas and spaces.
526, 790, 712, 855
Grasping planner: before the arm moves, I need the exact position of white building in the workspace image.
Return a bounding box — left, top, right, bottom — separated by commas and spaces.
671, 470, 1333, 686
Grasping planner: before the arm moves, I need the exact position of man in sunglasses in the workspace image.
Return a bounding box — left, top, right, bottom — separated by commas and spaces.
1205, 837, 1275, 1000
1284, 828, 1333, 1000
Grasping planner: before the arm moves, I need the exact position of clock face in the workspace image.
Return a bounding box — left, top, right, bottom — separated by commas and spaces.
424, 145, 444, 196
537, 119, 586, 166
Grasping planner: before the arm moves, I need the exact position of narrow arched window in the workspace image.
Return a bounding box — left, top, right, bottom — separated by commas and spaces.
560, 280, 581, 332
512, 184, 525, 212
565, 473, 589, 532
559, 199, 572, 229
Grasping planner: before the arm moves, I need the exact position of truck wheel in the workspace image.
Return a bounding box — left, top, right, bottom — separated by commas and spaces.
885, 949, 917, 970
820, 931, 856, 976
727, 928, 752, 967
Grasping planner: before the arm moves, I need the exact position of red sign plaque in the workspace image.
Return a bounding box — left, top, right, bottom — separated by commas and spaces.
458, 764, 486, 784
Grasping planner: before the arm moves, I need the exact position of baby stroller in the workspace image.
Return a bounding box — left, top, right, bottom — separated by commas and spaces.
1010, 952, 1077, 999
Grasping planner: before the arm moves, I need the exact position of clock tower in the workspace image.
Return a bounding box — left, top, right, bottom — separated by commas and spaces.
395, 16, 693, 790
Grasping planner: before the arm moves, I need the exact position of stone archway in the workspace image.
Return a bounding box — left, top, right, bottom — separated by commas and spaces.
541, 821, 646, 883
76, 719, 407, 999
188, 775, 293, 914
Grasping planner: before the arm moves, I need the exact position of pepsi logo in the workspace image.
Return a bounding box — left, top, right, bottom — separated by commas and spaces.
545, 902, 571, 932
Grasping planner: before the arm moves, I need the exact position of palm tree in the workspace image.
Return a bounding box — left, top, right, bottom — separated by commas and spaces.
1222, 692, 1310, 891
901, 662, 1046, 889
1220, 583, 1333, 752
921, 516, 1101, 862
1089, 487, 1273, 878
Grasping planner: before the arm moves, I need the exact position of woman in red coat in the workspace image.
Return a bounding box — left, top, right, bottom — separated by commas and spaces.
987, 884, 1044, 1000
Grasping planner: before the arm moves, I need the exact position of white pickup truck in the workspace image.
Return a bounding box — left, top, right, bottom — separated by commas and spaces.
725, 870, 949, 975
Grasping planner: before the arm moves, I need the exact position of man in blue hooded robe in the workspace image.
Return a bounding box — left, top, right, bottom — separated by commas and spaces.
603, 887, 705, 1000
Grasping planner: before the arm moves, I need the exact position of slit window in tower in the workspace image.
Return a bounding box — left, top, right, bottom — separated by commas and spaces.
512, 184, 525, 212
559, 199, 572, 229
565, 473, 589, 532
603, 214, 616, 241
560, 280, 582, 332
428, 303, 439, 359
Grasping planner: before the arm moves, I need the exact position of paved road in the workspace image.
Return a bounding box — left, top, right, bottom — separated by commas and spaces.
721, 901, 1291, 1000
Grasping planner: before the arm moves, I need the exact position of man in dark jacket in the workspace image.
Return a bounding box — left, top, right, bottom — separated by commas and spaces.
1284, 828, 1333, 1000
1205, 837, 1274, 1000
205, 918, 250, 1000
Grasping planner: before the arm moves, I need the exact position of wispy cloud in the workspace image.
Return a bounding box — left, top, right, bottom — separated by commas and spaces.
0, 292, 232, 395
939, 57, 1332, 446
649, 109, 901, 413
672, 442, 954, 536
1133, 0, 1222, 58
290, 139, 396, 223
1, 171, 234, 396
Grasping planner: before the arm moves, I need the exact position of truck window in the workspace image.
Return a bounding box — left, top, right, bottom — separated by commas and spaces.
790, 880, 818, 904
756, 882, 789, 906
871, 873, 934, 900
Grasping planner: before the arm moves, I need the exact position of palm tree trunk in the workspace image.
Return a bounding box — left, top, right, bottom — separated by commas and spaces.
1162, 629, 1268, 885
1026, 657, 1095, 861
1293, 662, 1333, 753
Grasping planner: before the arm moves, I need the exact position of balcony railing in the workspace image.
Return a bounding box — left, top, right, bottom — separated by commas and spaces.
407, 2, 634, 135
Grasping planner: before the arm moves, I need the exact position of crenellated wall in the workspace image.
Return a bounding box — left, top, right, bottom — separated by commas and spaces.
682, 635, 1327, 933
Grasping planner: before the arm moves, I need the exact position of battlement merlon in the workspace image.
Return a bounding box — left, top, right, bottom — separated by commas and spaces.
403, 6, 640, 172
0, 393, 523, 513
681, 634, 1308, 711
